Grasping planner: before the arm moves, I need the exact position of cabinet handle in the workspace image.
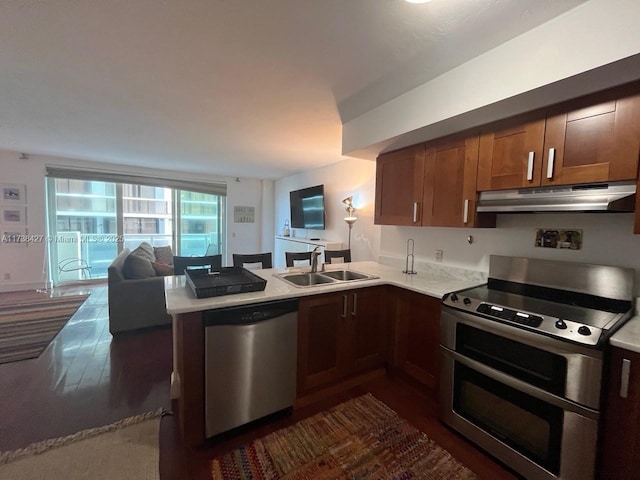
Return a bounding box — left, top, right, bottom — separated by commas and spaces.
341, 295, 348, 318
527, 151, 535, 181
620, 358, 631, 398
352, 293, 357, 316
412, 202, 419, 223
463, 199, 469, 224
546, 148, 555, 179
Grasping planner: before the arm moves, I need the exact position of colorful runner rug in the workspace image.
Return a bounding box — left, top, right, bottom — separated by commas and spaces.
210, 393, 477, 479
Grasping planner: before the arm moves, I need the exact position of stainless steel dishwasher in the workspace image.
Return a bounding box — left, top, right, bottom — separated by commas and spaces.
203, 298, 298, 438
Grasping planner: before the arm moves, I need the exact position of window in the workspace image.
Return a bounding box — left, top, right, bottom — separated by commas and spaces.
46, 174, 226, 285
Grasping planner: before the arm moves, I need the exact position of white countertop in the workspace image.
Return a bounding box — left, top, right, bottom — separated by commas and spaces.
164, 260, 485, 315
610, 315, 640, 353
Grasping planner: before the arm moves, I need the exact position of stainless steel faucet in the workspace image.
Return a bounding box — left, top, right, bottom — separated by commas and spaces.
310, 246, 321, 273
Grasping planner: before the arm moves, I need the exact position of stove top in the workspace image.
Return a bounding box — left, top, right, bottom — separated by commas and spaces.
442, 256, 635, 347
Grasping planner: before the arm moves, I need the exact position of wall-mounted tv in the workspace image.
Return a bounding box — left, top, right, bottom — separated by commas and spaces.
290, 185, 325, 230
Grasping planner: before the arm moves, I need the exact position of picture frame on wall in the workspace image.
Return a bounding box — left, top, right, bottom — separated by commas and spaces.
0, 184, 26, 204
1, 206, 27, 225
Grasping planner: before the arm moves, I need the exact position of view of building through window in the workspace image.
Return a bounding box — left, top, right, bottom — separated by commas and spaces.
48, 178, 225, 284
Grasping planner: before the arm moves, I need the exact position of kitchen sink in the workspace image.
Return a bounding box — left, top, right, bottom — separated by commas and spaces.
275, 269, 378, 288
321, 270, 370, 281
279, 272, 335, 287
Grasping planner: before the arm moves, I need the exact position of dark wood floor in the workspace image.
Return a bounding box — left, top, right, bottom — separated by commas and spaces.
0, 283, 517, 480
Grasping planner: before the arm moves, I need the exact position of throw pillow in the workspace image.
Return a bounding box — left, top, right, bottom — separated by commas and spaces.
152, 261, 174, 276
122, 253, 156, 279
130, 242, 155, 262
154, 245, 174, 265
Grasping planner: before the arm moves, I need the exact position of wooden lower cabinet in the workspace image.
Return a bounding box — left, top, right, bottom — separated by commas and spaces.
389, 287, 441, 392
599, 346, 640, 479
296, 286, 388, 394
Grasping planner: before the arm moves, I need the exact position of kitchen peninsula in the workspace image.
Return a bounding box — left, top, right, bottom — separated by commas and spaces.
165, 260, 485, 446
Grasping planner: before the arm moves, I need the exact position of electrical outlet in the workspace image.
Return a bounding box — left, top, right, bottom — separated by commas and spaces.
435, 250, 443, 262
3, 273, 10, 280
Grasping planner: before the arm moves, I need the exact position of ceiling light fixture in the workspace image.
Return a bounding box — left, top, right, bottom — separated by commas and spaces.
405, 0, 433, 3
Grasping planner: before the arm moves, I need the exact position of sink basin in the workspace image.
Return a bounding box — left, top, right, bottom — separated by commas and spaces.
280, 272, 335, 287
321, 270, 371, 281
276, 269, 378, 288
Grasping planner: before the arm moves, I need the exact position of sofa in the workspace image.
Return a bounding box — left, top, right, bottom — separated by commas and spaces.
107, 242, 173, 334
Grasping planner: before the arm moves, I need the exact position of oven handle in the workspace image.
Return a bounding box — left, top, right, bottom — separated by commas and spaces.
441, 346, 599, 420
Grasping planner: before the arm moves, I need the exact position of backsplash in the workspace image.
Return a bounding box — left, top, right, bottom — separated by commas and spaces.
379, 212, 640, 295
378, 255, 487, 283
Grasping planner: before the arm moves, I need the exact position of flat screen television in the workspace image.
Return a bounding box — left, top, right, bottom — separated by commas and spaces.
290, 185, 325, 230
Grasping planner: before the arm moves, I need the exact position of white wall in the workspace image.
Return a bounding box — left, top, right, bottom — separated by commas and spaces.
274, 158, 380, 266
381, 213, 640, 290
226, 177, 273, 265
0, 150, 49, 290
0, 149, 265, 291
343, 0, 640, 157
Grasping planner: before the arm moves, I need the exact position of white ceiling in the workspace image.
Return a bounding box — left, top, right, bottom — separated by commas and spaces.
0, 0, 587, 180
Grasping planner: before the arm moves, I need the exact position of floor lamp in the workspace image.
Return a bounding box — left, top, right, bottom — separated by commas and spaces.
342, 196, 358, 249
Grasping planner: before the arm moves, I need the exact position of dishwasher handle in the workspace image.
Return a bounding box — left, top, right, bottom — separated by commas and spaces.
203, 299, 298, 326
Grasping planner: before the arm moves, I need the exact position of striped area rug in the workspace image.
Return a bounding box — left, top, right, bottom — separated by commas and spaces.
0, 292, 89, 365
210, 393, 477, 480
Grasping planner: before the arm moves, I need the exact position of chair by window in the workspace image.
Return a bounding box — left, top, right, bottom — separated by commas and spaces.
173, 255, 222, 275
232, 252, 272, 269
58, 258, 92, 280
324, 249, 351, 264
285, 251, 313, 267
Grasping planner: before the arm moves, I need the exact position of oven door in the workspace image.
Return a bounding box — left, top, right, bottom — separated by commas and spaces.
440, 306, 603, 410
439, 307, 600, 480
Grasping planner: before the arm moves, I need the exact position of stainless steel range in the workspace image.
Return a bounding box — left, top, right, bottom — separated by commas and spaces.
439, 255, 635, 480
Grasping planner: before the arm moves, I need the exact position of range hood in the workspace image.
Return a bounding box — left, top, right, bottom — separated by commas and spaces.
477, 181, 637, 213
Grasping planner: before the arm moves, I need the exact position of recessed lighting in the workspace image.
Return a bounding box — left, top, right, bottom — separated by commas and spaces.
405, 0, 433, 3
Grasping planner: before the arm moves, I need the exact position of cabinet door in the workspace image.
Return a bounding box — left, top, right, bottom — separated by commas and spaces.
375, 144, 426, 226
391, 288, 441, 391
477, 117, 546, 191
600, 347, 640, 480
297, 292, 348, 393
424, 133, 486, 227
542, 93, 640, 186
349, 287, 388, 374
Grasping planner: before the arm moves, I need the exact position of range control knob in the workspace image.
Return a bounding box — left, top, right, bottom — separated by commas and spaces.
578, 326, 592, 336
555, 320, 567, 330
450, 293, 459, 302
463, 297, 472, 306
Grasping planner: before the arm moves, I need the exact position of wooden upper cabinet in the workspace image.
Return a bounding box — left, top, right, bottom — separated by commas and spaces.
478, 83, 640, 191
424, 133, 492, 228
375, 144, 426, 226
375, 135, 494, 228
477, 117, 546, 191
375, 82, 640, 227
541, 93, 640, 186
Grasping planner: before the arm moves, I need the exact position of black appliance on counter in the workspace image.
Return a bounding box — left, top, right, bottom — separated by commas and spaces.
439, 255, 635, 480
185, 267, 266, 298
